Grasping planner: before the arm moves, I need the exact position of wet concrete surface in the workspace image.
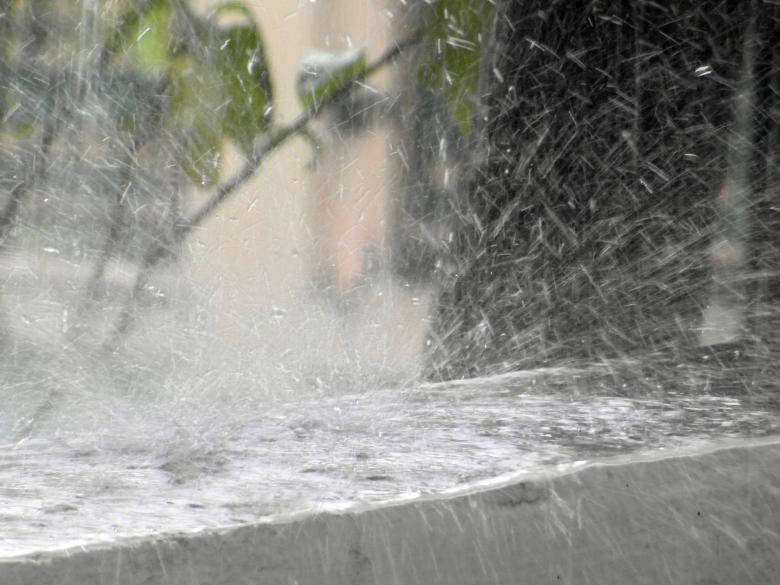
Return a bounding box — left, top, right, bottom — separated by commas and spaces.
1, 371, 778, 584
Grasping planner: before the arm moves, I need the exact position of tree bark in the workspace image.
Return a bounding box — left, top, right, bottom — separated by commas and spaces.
426, 0, 778, 380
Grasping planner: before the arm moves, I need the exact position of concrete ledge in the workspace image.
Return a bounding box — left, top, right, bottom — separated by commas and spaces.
3, 437, 778, 585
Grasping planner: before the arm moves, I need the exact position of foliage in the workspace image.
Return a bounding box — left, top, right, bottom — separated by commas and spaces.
0, 0, 491, 223
417, 0, 493, 137
1, 0, 273, 186
0, 0, 425, 346
0, 0, 282, 346
0, 0, 486, 347
296, 48, 369, 110
106, 0, 274, 185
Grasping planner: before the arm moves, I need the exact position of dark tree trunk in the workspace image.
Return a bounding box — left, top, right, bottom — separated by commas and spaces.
388, 3, 470, 287
426, 0, 778, 380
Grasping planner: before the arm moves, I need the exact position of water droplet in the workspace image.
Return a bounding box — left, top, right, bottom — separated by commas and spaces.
136, 26, 152, 43
270, 307, 288, 320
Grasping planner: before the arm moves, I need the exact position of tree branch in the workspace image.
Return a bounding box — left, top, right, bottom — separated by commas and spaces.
103, 29, 424, 349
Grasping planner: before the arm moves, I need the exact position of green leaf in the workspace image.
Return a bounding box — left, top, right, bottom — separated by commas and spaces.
168, 56, 223, 186
103, 2, 146, 60
104, 71, 159, 134
103, 0, 273, 182
111, 0, 175, 74
418, 0, 493, 136
296, 49, 368, 110
212, 1, 254, 20
216, 21, 273, 155
1, 65, 60, 138
176, 120, 223, 187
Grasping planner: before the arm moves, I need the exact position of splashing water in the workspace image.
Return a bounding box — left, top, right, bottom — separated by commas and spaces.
0, 1, 778, 573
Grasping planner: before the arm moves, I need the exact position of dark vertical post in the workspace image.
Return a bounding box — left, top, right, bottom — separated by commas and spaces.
425, 1, 776, 380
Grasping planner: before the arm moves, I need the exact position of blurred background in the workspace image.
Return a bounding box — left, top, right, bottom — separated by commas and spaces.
2, 0, 776, 421
0, 0, 440, 404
